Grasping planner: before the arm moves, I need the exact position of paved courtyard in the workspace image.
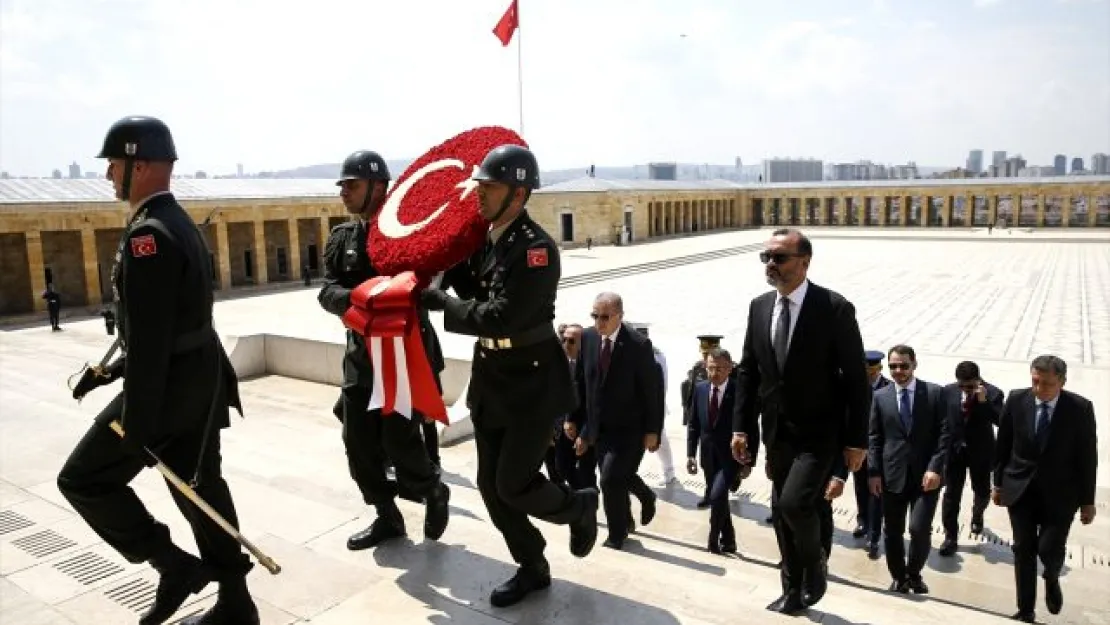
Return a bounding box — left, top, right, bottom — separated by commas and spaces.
2, 227, 1108, 624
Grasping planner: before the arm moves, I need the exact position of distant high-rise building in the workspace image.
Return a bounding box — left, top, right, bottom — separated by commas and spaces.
762, 158, 823, 183
52, 169, 62, 179
991, 151, 1007, 168
236, 163, 244, 178
1053, 154, 1067, 176
647, 162, 677, 180
1091, 153, 1109, 175
1003, 156, 1026, 177
966, 150, 983, 174
196, 170, 208, 179
67, 161, 81, 179
1071, 157, 1084, 173
1019, 166, 1057, 177
734, 157, 742, 169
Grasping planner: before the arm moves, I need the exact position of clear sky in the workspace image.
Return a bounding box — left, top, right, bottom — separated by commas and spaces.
1, 0, 1107, 177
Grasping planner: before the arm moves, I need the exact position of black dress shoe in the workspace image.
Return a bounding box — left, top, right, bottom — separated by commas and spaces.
907, 576, 929, 594
867, 542, 880, 560
1010, 610, 1035, 622
764, 514, 773, 524
720, 541, 738, 554
852, 523, 867, 539
696, 498, 710, 509
424, 482, 450, 540
347, 512, 405, 551
1045, 575, 1063, 614
766, 592, 806, 615
490, 563, 552, 608
641, 491, 657, 526
603, 536, 624, 550
970, 514, 984, 535
179, 578, 259, 625
140, 552, 211, 625
889, 579, 910, 594
569, 488, 599, 558
802, 554, 828, 606
938, 538, 957, 557
707, 541, 722, 554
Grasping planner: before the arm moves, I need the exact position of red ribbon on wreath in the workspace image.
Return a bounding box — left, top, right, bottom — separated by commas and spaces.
340, 272, 447, 424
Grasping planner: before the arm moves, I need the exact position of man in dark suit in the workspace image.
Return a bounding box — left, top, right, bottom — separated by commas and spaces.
868, 345, 949, 595
993, 355, 1098, 623
939, 360, 1003, 557
731, 228, 871, 614
852, 349, 889, 558
687, 348, 757, 554
555, 323, 594, 489
570, 292, 663, 549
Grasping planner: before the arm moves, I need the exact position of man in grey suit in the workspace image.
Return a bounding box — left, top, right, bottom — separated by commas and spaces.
868, 344, 950, 595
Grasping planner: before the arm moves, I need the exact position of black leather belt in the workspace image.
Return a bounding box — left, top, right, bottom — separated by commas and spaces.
478, 325, 555, 351
172, 322, 215, 354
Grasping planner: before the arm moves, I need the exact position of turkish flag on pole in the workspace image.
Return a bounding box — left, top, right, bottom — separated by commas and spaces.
493, 0, 519, 46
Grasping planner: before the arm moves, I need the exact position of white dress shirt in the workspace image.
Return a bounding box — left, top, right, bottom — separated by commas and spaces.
770, 279, 809, 352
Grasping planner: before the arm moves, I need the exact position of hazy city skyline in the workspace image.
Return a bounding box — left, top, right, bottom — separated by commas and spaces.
1, 0, 1107, 177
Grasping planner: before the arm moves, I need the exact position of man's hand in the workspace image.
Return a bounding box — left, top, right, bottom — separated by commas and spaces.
976, 384, 987, 402
825, 478, 845, 501
991, 487, 1002, 506
686, 458, 697, 475
739, 465, 752, 480
644, 432, 660, 452
868, 476, 883, 497
574, 437, 588, 457
1080, 504, 1096, 525
730, 433, 749, 464
563, 422, 578, 440
922, 471, 942, 492
843, 447, 866, 473
420, 288, 448, 311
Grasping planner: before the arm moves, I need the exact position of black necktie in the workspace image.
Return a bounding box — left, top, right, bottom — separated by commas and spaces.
709, 385, 719, 428
1035, 403, 1051, 446
600, 338, 612, 376
773, 297, 791, 370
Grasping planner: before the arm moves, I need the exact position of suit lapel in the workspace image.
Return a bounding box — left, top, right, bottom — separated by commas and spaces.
909, 379, 927, 436
886, 386, 907, 435
1023, 393, 1038, 448
760, 295, 779, 374
697, 383, 708, 427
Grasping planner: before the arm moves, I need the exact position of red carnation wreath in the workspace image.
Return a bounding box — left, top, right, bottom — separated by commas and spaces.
342, 126, 527, 425
368, 126, 528, 279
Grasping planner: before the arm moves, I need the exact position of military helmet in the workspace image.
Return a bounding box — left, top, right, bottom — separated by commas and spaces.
473, 144, 540, 189
337, 150, 390, 185
96, 116, 178, 161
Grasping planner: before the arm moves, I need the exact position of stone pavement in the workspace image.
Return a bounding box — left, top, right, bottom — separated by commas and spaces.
2, 227, 1109, 624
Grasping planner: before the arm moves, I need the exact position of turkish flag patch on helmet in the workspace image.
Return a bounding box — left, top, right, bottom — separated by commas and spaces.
130, 234, 157, 257
368, 126, 527, 281
526, 248, 548, 268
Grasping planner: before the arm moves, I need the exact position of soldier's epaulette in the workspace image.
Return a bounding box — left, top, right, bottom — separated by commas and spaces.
329, 220, 359, 235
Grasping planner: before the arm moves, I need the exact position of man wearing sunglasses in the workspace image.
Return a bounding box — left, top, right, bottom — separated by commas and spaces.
730, 228, 871, 615
938, 361, 1003, 557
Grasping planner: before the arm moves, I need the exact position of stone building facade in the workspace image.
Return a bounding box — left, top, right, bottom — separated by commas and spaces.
1, 176, 1108, 315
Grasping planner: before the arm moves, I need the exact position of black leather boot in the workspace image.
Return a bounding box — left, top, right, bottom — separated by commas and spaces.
139, 545, 211, 625
179, 576, 259, 625
424, 482, 450, 540
490, 560, 552, 608
347, 501, 406, 550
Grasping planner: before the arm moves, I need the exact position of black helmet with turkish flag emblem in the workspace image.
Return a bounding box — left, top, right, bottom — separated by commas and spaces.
96, 116, 178, 162
473, 144, 540, 190
338, 150, 391, 185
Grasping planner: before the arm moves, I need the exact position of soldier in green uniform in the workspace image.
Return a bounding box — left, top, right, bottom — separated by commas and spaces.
318, 150, 450, 552
422, 145, 600, 608
61, 116, 258, 625
681, 335, 724, 426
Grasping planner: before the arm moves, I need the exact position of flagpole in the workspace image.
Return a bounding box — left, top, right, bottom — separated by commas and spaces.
516, 0, 524, 137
